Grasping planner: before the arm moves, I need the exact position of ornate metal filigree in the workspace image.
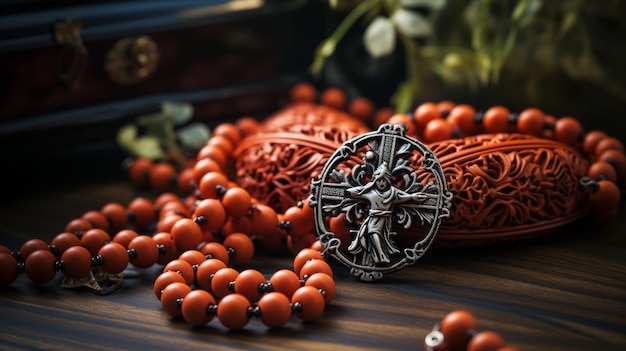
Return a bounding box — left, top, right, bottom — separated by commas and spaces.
310, 124, 452, 281
62, 267, 123, 295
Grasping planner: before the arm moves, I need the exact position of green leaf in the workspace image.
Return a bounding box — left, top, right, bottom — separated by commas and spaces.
117, 124, 137, 150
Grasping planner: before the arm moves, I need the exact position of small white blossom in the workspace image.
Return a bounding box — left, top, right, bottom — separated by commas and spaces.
392, 9, 432, 38
363, 16, 396, 58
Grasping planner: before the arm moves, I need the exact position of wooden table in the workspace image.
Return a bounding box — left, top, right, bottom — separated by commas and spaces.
0, 151, 625, 351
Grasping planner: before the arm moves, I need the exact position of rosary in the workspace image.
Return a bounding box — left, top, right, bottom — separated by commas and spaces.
1, 82, 623, 351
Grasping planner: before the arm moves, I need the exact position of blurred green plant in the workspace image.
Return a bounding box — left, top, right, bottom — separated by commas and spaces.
312, 0, 625, 113
117, 101, 210, 167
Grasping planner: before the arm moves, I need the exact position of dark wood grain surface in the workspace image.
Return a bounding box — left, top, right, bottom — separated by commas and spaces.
1, 161, 625, 351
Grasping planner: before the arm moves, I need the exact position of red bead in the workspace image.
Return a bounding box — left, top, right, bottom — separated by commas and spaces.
293, 248, 324, 276
178, 250, 206, 267
299, 259, 333, 279
195, 258, 227, 291
329, 213, 351, 244
588, 161, 618, 183
516, 108, 544, 136
269, 269, 301, 299
192, 158, 222, 185
65, 218, 92, 234
467, 331, 506, 351
321, 87, 347, 109
283, 205, 313, 238
582, 130, 607, 156
249, 204, 278, 237
155, 192, 180, 209
258, 292, 292, 328
305, 272, 336, 304
181, 289, 216, 326
163, 259, 195, 285
153, 232, 177, 265
554, 117, 582, 147
447, 104, 477, 136
98, 242, 129, 274
101, 202, 128, 233
207, 134, 235, 156
81, 228, 111, 256
81, 210, 109, 232
61, 246, 92, 279
0, 253, 18, 286
387, 114, 417, 137
424, 119, 453, 143
211, 267, 239, 299
153, 271, 185, 300
415, 103, 442, 132
160, 282, 192, 318
176, 168, 195, 195
113, 229, 139, 249
221, 187, 252, 218
599, 149, 626, 181
483, 106, 510, 133
290, 82, 317, 103
213, 122, 242, 146
20, 239, 49, 260
128, 157, 153, 188
197, 146, 227, 168
589, 180, 621, 222
596, 137, 624, 156
440, 310, 479, 351
223, 233, 254, 266
236, 117, 261, 137
373, 107, 395, 128
234, 269, 266, 303
128, 235, 159, 268
170, 218, 202, 251
198, 171, 229, 199
217, 293, 251, 330
25, 250, 57, 283
291, 286, 325, 321
127, 197, 156, 231
348, 97, 375, 122
199, 242, 229, 265
50, 233, 81, 257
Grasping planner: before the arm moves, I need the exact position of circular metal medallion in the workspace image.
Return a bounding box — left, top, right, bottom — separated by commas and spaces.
310, 124, 452, 281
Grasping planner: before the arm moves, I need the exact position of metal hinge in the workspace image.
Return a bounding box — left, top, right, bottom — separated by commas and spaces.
54, 18, 88, 89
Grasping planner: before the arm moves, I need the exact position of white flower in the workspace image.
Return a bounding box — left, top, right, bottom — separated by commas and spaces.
400, 0, 447, 11
363, 16, 396, 58
392, 9, 432, 38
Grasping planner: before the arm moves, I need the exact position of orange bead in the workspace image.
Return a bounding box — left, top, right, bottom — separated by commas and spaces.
310, 240, 324, 252
221, 187, 252, 218
181, 289, 216, 326
348, 97, 375, 122
193, 199, 226, 230
197, 145, 227, 168
155, 192, 180, 208
170, 218, 202, 251
583, 130, 607, 156
599, 149, 626, 180
414, 102, 442, 132
440, 310, 479, 351
113, 229, 139, 249
81, 210, 109, 232
198, 171, 229, 199
299, 259, 333, 279
290, 82, 317, 103
437, 100, 455, 113
554, 117, 582, 147
98, 242, 129, 274
269, 269, 301, 299
101, 202, 128, 233
199, 242, 229, 265
223, 233, 254, 266
222, 216, 253, 236
447, 104, 477, 136
234, 269, 267, 303
160, 282, 192, 318
305, 272, 336, 304
61, 246, 92, 279
153, 271, 186, 300
217, 293, 251, 330
329, 213, 352, 244
192, 158, 222, 185
517, 108, 544, 136
321, 87, 346, 109
207, 134, 235, 156
157, 214, 183, 233
467, 331, 506, 351
20, 239, 49, 260
588, 161, 618, 183
128, 235, 159, 268
0, 246, 10, 255
293, 248, 324, 276
590, 180, 621, 221
283, 205, 313, 238
50, 232, 81, 257
542, 115, 556, 139
65, 218, 92, 234
163, 259, 195, 285
149, 163, 177, 193
291, 286, 325, 321
423, 119, 453, 143
127, 197, 156, 231
483, 106, 510, 133
236, 117, 261, 137
387, 114, 416, 137
178, 250, 206, 267
373, 107, 395, 128
213, 122, 242, 146
596, 137, 624, 156
258, 292, 293, 328
128, 157, 153, 188
176, 168, 195, 195
195, 258, 227, 291
249, 204, 278, 237
0, 253, 18, 286
81, 228, 111, 256
211, 267, 239, 299
25, 250, 57, 283
153, 232, 178, 265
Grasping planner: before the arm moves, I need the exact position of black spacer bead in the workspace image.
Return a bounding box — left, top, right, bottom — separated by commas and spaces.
206, 304, 218, 316
194, 189, 203, 200
48, 245, 58, 256
544, 121, 555, 130
507, 113, 519, 124
92, 255, 104, 267
278, 221, 292, 230
215, 185, 227, 197
194, 216, 208, 225
204, 254, 214, 260
578, 131, 586, 142
297, 200, 304, 209
291, 302, 303, 313
473, 111, 484, 124
55, 260, 64, 272
248, 306, 261, 319
13, 251, 22, 261
73, 231, 85, 239
299, 279, 306, 287
452, 127, 462, 139
168, 174, 178, 187
16, 262, 25, 274
228, 281, 236, 292
125, 210, 135, 223
127, 248, 137, 259
319, 289, 327, 298
227, 247, 236, 258
441, 109, 450, 119
176, 298, 184, 309
157, 244, 167, 255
